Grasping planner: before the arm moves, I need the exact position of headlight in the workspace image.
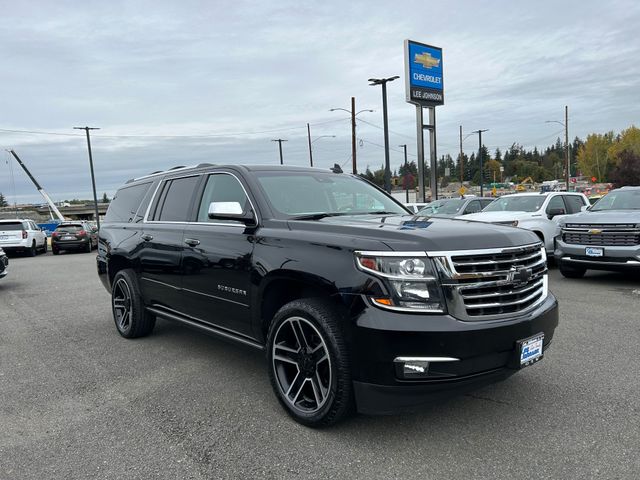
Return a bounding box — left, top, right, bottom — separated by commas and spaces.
355, 252, 445, 312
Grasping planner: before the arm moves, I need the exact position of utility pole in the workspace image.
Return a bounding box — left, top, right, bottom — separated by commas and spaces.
73, 126, 101, 229
307, 123, 313, 167
459, 125, 464, 184
330, 99, 373, 175
271, 139, 287, 165
399, 144, 409, 203
351, 97, 357, 175
472, 129, 489, 197
565, 105, 569, 191
369, 76, 399, 193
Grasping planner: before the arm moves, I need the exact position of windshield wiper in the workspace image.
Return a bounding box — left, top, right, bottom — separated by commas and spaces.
290, 212, 349, 220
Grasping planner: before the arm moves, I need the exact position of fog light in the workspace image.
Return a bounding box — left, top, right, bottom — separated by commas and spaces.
394, 356, 460, 379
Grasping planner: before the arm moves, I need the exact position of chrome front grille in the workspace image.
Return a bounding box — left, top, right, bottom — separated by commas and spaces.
431, 243, 548, 321
562, 224, 640, 246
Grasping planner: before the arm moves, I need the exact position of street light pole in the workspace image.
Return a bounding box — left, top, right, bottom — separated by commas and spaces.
472, 129, 489, 197
545, 105, 570, 191
306, 125, 336, 168
73, 126, 101, 229
329, 100, 373, 175
271, 139, 287, 165
399, 144, 409, 203
369, 76, 399, 193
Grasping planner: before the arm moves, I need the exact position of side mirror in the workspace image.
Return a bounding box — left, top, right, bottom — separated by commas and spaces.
547, 208, 565, 219
580, 205, 589, 212
208, 201, 255, 224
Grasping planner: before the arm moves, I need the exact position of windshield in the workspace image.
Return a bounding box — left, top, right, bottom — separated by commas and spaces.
255, 172, 408, 218
418, 199, 466, 215
591, 189, 640, 211
483, 195, 546, 212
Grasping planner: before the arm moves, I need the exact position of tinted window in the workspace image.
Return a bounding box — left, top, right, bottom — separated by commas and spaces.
591, 190, 640, 211
564, 195, 586, 214
197, 174, 249, 223
546, 195, 566, 214
0, 222, 24, 231
463, 200, 481, 214
480, 199, 494, 209
155, 176, 200, 222
105, 182, 153, 223
55, 224, 84, 232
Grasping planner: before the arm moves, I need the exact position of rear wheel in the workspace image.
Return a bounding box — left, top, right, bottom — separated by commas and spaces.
111, 269, 155, 338
559, 263, 586, 278
85, 241, 92, 253
42, 239, 48, 253
267, 298, 354, 427
27, 241, 37, 257
52, 246, 60, 255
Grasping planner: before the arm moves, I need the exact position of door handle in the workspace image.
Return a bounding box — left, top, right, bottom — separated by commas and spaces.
184, 238, 200, 247
141, 234, 153, 241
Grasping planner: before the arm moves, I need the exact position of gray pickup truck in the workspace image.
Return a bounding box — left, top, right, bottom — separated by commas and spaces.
555, 186, 640, 277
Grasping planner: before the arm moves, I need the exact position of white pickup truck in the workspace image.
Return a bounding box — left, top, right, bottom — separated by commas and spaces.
463, 192, 589, 254
0, 219, 48, 256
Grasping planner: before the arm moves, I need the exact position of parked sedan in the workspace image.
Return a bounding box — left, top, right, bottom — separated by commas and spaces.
51, 222, 98, 254
417, 197, 494, 218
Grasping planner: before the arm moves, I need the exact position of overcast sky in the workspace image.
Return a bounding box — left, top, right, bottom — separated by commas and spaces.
1, 0, 638, 203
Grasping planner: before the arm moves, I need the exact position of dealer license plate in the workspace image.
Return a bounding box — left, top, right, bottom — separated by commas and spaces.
0, 235, 7, 240
61, 236, 75, 240
585, 247, 604, 257
518, 333, 544, 367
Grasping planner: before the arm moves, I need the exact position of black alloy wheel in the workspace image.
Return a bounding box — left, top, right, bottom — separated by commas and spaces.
111, 269, 155, 338
28, 242, 37, 257
42, 239, 47, 253
267, 298, 353, 427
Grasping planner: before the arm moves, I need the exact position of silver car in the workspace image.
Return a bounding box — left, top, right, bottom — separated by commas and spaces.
554, 186, 640, 277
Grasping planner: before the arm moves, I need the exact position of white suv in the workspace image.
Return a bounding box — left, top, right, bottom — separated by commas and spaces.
0, 219, 48, 256
462, 192, 589, 254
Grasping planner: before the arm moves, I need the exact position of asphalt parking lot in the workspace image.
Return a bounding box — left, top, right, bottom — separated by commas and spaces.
1, 251, 638, 479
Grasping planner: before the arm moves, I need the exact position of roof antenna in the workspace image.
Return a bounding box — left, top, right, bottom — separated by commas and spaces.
330, 164, 343, 173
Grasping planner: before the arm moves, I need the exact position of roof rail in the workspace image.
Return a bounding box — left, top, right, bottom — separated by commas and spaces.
168, 165, 187, 170
196, 163, 214, 168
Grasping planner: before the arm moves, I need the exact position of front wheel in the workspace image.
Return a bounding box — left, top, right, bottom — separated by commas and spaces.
111, 269, 156, 338
559, 263, 586, 278
267, 298, 354, 427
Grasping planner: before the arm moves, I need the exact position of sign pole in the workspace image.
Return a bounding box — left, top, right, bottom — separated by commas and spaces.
428, 107, 437, 201
416, 105, 425, 203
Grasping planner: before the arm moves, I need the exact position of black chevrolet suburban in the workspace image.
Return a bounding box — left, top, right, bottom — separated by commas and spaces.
97, 164, 558, 426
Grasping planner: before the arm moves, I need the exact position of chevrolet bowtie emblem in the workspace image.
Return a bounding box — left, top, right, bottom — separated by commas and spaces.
414, 52, 440, 69
588, 229, 602, 234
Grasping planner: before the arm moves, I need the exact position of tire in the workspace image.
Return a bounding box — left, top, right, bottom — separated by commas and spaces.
111, 269, 156, 338
27, 241, 37, 257
52, 246, 60, 255
42, 239, 48, 253
559, 264, 586, 278
85, 241, 92, 253
266, 298, 354, 427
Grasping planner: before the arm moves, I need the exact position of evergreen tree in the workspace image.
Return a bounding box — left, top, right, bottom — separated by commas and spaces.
0, 192, 7, 207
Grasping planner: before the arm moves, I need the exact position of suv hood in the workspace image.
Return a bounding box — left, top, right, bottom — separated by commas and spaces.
288, 214, 540, 252
462, 211, 541, 222
559, 210, 640, 225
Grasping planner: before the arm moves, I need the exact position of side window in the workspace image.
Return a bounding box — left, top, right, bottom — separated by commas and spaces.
464, 200, 481, 214
105, 182, 153, 223
545, 195, 566, 215
196, 174, 249, 223
154, 176, 200, 222
564, 195, 586, 214
480, 199, 494, 209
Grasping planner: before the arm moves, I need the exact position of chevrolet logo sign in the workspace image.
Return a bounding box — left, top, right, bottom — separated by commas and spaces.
588, 229, 603, 234
414, 52, 440, 69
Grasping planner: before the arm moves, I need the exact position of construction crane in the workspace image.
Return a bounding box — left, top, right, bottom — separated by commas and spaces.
8, 150, 65, 221
515, 176, 534, 192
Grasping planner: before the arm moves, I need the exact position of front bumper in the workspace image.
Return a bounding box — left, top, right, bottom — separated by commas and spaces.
350, 294, 558, 414
554, 238, 640, 271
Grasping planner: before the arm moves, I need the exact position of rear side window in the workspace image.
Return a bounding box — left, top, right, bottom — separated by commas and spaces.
105, 182, 153, 223
564, 195, 586, 214
153, 176, 200, 222
0, 222, 25, 231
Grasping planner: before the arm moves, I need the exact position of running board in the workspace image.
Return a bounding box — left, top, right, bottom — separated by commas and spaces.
146, 306, 264, 351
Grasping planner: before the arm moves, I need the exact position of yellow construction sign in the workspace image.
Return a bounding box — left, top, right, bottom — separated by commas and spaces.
458, 186, 467, 196
492, 186, 497, 197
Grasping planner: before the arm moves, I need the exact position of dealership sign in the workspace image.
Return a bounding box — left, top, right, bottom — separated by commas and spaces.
404, 40, 444, 106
